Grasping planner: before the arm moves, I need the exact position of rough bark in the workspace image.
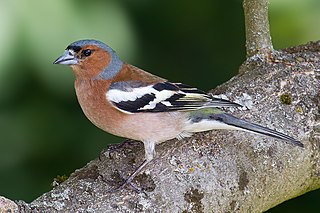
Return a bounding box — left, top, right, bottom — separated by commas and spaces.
243, 0, 274, 57
2, 42, 319, 213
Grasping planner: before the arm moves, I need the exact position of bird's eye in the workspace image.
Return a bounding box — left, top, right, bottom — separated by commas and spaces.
82, 49, 92, 57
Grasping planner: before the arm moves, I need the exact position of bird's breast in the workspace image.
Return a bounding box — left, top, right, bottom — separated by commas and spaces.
74, 79, 187, 142
74, 79, 124, 134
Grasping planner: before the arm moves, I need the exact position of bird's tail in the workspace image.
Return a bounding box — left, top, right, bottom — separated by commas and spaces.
187, 111, 303, 147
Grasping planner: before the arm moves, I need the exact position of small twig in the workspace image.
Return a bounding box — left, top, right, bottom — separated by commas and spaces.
243, 0, 274, 58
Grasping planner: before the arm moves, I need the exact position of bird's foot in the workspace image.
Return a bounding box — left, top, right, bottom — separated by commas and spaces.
107, 179, 143, 194
108, 139, 138, 152
99, 139, 140, 161
104, 159, 151, 194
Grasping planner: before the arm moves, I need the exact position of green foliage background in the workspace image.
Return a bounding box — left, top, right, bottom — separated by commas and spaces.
0, 0, 319, 211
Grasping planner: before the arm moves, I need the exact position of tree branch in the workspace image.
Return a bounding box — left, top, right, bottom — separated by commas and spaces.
2, 42, 319, 213
243, 0, 274, 57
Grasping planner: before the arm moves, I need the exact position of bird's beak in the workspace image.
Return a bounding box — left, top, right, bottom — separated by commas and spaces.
53, 50, 79, 65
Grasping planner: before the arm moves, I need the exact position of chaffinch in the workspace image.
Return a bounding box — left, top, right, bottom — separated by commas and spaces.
53, 39, 303, 189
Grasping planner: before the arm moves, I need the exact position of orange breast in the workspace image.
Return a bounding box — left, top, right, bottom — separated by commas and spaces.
73, 64, 185, 142
74, 79, 186, 143
75, 79, 126, 136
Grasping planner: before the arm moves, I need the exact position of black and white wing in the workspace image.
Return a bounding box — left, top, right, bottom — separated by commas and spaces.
106, 81, 241, 114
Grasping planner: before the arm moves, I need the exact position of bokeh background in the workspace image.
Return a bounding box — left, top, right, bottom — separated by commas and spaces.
0, 0, 319, 211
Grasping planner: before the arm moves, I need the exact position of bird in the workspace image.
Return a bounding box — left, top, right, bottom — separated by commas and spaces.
53, 39, 303, 190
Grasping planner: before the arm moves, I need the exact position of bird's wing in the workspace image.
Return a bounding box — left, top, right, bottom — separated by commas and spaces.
106, 81, 241, 114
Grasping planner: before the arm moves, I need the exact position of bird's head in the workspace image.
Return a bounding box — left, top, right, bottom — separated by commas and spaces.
53, 39, 123, 79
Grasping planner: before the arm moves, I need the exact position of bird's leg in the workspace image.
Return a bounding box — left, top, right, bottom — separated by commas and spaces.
120, 159, 151, 188
115, 141, 156, 191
